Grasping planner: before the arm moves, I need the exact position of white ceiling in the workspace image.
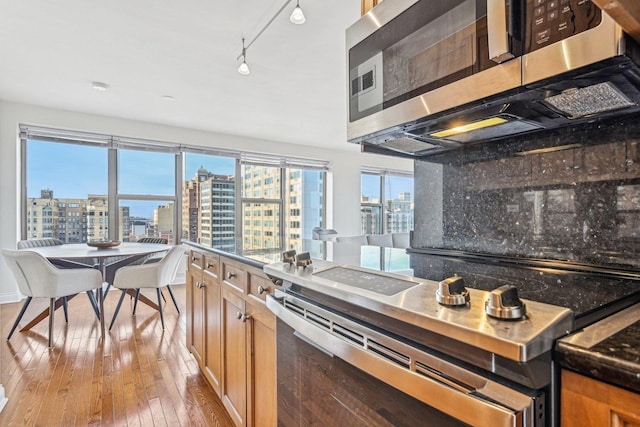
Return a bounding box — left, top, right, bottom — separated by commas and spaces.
0, 0, 362, 151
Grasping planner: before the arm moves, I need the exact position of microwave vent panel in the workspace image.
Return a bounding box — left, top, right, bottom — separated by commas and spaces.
543, 82, 636, 118
378, 137, 439, 153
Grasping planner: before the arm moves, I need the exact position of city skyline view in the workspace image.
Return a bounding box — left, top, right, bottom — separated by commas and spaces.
28, 140, 237, 217
28, 139, 413, 219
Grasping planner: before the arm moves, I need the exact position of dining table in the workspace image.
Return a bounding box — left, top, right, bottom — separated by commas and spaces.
17, 242, 171, 334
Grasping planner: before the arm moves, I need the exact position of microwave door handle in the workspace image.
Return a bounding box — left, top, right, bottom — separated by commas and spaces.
487, 0, 515, 63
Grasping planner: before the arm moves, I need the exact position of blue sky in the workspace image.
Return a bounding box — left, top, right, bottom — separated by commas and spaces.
27, 139, 411, 217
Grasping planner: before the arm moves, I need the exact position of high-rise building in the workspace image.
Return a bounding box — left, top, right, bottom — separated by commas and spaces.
26, 190, 130, 243
154, 202, 174, 244
182, 166, 213, 243
199, 174, 235, 250
386, 191, 414, 233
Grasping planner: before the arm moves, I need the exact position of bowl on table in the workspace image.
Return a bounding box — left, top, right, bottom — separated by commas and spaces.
87, 240, 121, 249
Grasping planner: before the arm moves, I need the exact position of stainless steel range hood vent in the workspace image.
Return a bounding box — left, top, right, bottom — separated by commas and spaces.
355, 55, 640, 158
347, 3, 640, 159
542, 82, 636, 119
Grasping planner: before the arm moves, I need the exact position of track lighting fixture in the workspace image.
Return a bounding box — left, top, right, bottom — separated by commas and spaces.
290, 0, 305, 25
236, 0, 307, 74
237, 38, 250, 76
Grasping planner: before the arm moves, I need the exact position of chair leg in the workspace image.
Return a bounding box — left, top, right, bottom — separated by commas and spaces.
98, 287, 105, 339
86, 291, 100, 320
7, 296, 32, 340
62, 296, 69, 323
132, 289, 141, 315
48, 298, 55, 348
156, 288, 165, 330
167, 285, 180, 314
109, 290, 128, 331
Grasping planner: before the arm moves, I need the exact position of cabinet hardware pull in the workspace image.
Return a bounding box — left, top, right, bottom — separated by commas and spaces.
241, 314, 251, 323
258, 285, 268, 294
227, 272, 236, 279
207, 263, 214, 268
236, 311, 243, 320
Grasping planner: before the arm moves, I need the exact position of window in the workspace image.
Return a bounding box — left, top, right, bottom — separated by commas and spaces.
183, 153, 236, 250
240, 164, 326, 256
21, 125, 327, 256
361, 170, 414, 234
25, 138, 107, 244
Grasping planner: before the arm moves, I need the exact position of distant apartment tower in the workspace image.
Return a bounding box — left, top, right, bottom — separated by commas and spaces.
153, 202, 174, 244
386, 192, 414, 233
242, 166, 281, 251
241, 166, 322, 252
360, 196, 380, 234
26, 190, 130, 243
288, 169, 323, 252
182, 166, 213, 242
199, 174, 235, 250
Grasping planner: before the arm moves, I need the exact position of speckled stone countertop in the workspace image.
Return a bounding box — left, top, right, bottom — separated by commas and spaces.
556, 303, 640, 394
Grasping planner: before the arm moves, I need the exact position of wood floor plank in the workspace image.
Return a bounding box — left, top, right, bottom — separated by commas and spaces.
0, 284, 235, 427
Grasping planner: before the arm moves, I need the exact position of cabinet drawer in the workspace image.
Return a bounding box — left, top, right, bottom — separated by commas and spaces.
204, 254, 220, 279
222, 259, 248, 293
248, 273, 274, 302
189, 250, 204, 269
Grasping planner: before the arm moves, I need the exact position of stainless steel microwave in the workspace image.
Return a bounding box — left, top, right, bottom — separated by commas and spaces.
346, 0, 640, 157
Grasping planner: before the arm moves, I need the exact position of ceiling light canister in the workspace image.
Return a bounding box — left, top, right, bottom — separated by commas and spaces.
290, 0, 306, 25
238, 60, 250, 76
92, 81, 109, 91
237, 38, 250, 76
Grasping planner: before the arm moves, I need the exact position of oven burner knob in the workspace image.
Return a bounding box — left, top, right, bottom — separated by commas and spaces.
436, 276, 470, 306
295, 252, 312, 268
282, 249, 297, 265
485, 285, 526, 320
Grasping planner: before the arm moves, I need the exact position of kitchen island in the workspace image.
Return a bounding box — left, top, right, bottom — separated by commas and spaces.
184, 241, 640, 426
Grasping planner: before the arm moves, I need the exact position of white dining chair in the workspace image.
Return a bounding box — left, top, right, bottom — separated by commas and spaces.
2, 249, 105, 348
16, 238, 100, 320
109, 245, 185, 330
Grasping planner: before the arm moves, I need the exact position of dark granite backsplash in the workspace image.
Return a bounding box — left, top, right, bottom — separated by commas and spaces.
413, 112, 640, 270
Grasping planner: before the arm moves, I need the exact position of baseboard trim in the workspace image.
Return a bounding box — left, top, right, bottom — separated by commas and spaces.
0, 385, 8, 413
0, 292, 23, 305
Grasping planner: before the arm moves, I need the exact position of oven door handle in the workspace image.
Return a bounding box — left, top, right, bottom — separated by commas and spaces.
267, 294, 534, 427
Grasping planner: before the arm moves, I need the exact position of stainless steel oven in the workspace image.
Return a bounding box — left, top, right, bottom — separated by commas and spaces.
269, 290, 545, 427
264, 257, 588, 427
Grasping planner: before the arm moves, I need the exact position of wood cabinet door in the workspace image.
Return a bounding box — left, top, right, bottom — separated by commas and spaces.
203, 269, 222, 395
188, 268, 206, 368
248, 299, 276, 427
222, 288, 248, 427
562, 370, 640, 426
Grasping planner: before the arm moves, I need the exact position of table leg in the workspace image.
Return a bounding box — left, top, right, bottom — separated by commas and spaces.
20, 294, 78, 332
125, 289, 159, 310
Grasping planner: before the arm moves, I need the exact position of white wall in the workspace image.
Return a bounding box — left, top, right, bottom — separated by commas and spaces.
0, 100, 413, 302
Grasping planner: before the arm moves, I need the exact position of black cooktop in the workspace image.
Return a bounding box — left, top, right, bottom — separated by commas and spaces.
408, 250, 640, 329
314, 266, 419, 296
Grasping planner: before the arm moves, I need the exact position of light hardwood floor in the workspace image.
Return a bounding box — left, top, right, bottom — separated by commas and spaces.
0, 285, 235, 427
